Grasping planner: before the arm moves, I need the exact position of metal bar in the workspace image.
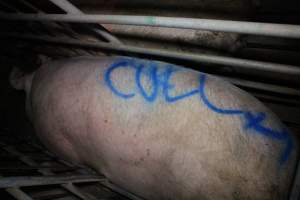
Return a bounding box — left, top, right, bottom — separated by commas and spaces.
30, 143, 94, 173
20, 0, 115, 53
6, 187, 34, 200
0, 143, 95, 200
1, 13, 300, 39
49, 0, 81, 14
62, 182, 102, 200
1, 33, 299, 78
18, 0, 42, 13
0, 1, 61, 37
0, 175, 104, 188
290, 160, 300, 200
48, 0, 121, 44
1, 174, 33, 200
218, 76, 300, 97
0, 166, 78, 170
19, 0, 82, 39
100, 180, 145, 200
252, 93, 300, 106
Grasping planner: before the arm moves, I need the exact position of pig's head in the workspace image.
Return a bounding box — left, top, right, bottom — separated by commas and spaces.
8, 54, 51, 120
9, 67, 36, 121
9, 67, 35, 92
9, 54, 49, 92
8, 55, 50, 120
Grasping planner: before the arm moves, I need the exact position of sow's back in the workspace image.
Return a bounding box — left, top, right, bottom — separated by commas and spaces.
11, 56, 299, 200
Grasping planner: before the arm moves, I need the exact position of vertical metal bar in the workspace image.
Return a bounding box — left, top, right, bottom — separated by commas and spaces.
290, 160, 300, 200
48, 0, 122, 44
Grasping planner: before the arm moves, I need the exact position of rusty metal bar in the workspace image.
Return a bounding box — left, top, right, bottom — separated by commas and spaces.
1, 13, 300, 39
1, 33, 299, 79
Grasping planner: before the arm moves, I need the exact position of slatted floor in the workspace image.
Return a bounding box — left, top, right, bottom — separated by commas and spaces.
0, 130, 142, 200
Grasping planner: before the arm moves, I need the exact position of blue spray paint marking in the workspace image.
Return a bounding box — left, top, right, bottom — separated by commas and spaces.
135, 63, 159, 102
162, 66, 200, 103
199, 74, 293, 165
104, 60, 135, 99
103, 58, 293, 165
104, 58, 200, 103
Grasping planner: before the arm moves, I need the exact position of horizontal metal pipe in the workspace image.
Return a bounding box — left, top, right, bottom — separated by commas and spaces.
1, 33, 299, 78
265, 103, 300, 125
48, 0, 122, 44
0, 175, 104, 188
218, 76, 300, 97
19, 0, 84, 40
1, 13, 300, 39
0, 166, 77, 170
252, 93, 300, 106
2, 1, 78, 39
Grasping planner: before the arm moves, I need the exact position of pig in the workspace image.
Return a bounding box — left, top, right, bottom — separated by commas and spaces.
10, 56, 299, 200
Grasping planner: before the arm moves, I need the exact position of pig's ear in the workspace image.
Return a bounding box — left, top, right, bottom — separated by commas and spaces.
38, 54, 51, 64
9, 67, 26, 90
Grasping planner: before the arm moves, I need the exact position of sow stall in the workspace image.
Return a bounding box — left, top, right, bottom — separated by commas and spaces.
0, 0, 299, 199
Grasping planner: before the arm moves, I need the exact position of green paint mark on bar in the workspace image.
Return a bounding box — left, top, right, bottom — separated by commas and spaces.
147, 16, 156, 25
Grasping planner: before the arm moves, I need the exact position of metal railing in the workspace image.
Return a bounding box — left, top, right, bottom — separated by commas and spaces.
0, 0, 299, 200
0, 135, 144, 200
1, 13, 300, 39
